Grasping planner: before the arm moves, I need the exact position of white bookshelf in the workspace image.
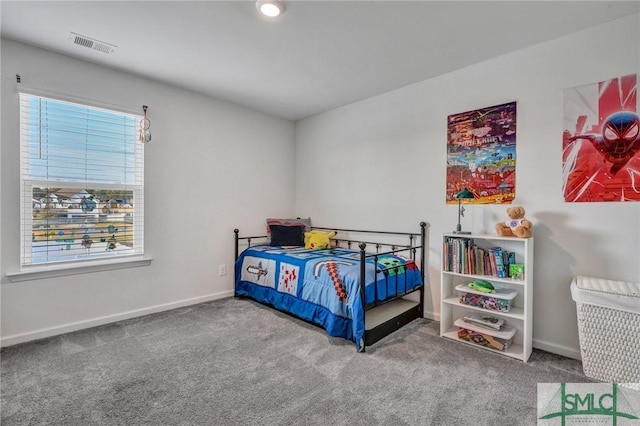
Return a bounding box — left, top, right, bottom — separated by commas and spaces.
440, 233, 533, 362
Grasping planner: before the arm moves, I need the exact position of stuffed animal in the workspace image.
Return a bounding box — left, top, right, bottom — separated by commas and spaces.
496, 206, 532, 238
304, 230, 336, 249
468, 280, 496, 293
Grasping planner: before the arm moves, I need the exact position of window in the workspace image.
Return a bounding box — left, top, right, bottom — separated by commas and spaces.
19, 93, 144, 268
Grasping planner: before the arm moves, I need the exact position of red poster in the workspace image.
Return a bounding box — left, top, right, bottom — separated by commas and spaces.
446, 102, 517, 204
563, 74, 640, 202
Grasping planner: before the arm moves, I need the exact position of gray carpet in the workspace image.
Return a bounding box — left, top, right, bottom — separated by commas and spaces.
1, 297, 592, 425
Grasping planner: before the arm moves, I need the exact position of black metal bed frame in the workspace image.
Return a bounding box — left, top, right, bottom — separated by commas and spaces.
234, 222, 429, 351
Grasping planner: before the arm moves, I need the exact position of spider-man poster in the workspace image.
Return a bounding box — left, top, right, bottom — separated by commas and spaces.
563, 73, 640, 202
446, 102, 517, 204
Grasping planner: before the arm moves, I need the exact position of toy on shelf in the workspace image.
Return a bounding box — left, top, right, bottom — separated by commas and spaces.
468, 279, 495, 293
456, 284, 517, 313
455, 318, 516, 352
496, 206, 532, 238
463, 312, 505, 330
509, 263, 525, 280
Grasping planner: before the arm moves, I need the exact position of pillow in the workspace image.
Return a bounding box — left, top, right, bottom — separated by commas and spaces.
269, 224, 305, 246
266, 217, 311, 233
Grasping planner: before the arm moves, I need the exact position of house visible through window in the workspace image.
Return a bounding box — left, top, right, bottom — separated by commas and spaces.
19, 92, 144, 267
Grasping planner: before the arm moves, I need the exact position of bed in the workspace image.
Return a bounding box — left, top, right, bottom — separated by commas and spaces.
234, 221, 429, 351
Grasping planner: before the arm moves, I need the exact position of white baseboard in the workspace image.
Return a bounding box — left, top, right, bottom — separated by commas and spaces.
0, 290, 234, 348
424, 310, 439, 321
532, 338, 582, 360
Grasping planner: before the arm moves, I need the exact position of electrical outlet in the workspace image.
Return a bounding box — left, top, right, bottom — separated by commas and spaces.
219, 264, 227, 276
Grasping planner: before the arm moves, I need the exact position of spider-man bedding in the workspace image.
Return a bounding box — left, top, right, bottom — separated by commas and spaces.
234, 245, 423, 351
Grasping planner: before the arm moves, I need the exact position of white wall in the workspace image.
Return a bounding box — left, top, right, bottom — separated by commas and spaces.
1, 39, 296, 345
295, 14, 640, 359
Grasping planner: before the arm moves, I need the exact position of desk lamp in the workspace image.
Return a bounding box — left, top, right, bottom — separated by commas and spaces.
454, 188, 475, 234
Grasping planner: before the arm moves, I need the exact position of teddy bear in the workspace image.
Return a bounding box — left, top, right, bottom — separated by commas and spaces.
495, 206, 532, 238
304, 230, 336, 249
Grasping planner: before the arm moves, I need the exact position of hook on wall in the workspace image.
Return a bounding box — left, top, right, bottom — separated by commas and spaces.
16, 74, 21, 83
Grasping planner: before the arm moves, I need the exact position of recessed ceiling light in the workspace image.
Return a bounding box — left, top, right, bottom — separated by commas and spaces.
256, 0, 285, 18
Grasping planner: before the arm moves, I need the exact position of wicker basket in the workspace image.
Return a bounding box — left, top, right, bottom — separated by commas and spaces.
571, 276, 640, 385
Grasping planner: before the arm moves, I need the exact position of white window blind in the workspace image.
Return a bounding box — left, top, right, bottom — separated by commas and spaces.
19, 92, 144, 267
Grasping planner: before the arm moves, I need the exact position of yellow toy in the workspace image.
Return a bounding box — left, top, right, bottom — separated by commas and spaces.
304, 230, 336, 249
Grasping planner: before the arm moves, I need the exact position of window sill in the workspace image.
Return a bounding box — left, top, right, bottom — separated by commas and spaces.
5, 257, 153, 283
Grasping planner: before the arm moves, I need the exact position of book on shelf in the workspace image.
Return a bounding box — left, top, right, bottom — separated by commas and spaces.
443, 236, 475, 274
489, 247, 506, 278
444, 237, 522, 280
463, 312, 506, 330
502, 251, 516, 277
475, 247, 485, 276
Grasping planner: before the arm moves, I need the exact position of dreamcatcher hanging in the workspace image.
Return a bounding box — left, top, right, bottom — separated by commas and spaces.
139, 105, 151, 144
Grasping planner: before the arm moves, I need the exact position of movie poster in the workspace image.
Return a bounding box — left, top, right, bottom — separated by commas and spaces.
446, 101, 517, 204
563, 74, 640, 202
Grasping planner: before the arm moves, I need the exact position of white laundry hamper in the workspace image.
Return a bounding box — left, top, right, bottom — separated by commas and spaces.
570, 276, 640, 386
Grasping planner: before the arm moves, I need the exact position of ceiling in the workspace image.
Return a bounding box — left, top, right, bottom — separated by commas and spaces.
1, 1, 638, 121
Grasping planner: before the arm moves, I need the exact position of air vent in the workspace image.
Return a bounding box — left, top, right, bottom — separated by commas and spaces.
68, 32, 117, 54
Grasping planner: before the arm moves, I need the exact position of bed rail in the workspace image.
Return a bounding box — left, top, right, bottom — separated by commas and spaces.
354, 222, 428, 349
233, 229, 267, 261
359, 244, 422, 310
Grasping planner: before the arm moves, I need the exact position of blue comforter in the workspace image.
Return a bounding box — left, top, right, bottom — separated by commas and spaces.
234, 245, 422, 351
